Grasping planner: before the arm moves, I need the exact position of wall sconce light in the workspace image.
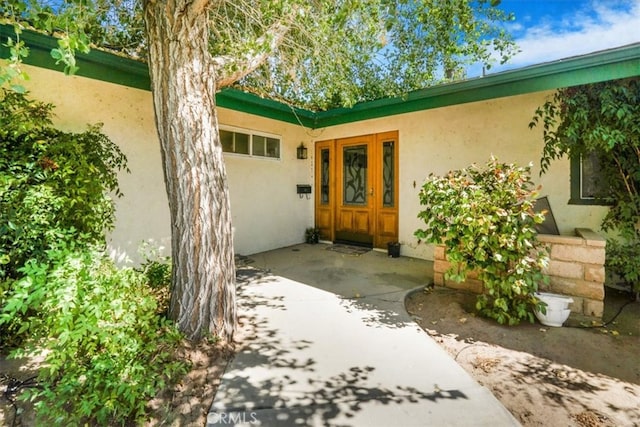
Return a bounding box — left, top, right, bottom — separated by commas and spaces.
297, 142, 308, 160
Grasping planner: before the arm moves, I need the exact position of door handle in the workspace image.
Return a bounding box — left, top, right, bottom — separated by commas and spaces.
369, 188, 374, 196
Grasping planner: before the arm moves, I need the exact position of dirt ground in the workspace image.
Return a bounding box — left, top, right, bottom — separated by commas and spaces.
2, 286, 639, 426
405, 286, 640, 427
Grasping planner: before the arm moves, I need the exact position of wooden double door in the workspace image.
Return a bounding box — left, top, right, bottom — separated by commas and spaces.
315, 131, 398, 248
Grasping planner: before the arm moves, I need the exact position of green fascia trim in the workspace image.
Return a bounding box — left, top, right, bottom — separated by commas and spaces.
0, 24, 150, 90
2, 25, 639, 130
0, 25, 312, 126
215, 89, 316, 128
314, 43, 640, 128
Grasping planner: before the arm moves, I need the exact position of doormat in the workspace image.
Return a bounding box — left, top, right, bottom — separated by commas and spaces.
326, 244, 371, 256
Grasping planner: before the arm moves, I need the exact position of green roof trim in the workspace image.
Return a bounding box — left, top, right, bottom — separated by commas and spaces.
0, 25, 314, 126
314, 43, 640, 128
215, 89, 316, 128
2, 25, 639, 130
0, 25, 150, 90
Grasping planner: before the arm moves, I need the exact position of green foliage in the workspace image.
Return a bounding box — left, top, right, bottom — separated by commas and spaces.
136, 245, 173, 315
1, 1, 93, 76
0, 89, 128, 280
0, 31, 30, 93
530, 78, 640, 291
1, 0, 517, 110
415, 157, 549, 325
605, 239, 640, 292
0, 244, 187, 425
137, 244, 172, 289
140, 257, 172, 288
223, 0, 517, 109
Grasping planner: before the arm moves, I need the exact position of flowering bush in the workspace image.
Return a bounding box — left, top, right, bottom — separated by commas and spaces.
415, 157, 549, 325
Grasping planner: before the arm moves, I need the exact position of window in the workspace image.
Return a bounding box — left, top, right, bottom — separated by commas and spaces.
570, 152, 610, 205
252, 135, 280, 158
219, 127, 280, 159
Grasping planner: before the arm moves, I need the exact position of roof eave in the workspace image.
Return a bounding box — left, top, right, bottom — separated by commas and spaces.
2, 25, 638, 130
314, 43, 640, 128
0, 24, 316, 127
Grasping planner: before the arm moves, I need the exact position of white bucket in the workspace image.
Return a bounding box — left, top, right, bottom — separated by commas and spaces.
535, 292, 574, 327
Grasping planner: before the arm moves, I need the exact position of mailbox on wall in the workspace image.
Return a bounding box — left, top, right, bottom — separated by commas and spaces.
297, 185, 312, 194
297, 185, 312, 199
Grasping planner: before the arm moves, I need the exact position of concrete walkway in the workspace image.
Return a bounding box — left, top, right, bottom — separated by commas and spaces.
208, 244, 519, 426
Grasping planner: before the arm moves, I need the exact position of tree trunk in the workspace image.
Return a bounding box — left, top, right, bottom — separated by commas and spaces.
143, 0, 236, 341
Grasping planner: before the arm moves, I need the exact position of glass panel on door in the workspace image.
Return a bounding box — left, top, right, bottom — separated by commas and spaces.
321, 148, 330, 205
382, 141, 394, 208
343, 145, 368, 205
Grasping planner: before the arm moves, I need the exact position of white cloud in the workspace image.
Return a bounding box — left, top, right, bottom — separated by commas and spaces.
490, 0, 640, 73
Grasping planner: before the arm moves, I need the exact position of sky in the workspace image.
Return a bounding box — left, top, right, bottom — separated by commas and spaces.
476, 0, 640, 76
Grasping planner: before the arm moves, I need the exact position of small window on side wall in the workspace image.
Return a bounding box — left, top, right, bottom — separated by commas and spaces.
569, 152, 610, 205
219, 127, 281, 159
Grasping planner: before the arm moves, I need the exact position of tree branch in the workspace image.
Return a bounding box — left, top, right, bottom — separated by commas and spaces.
213, 6, 298, 88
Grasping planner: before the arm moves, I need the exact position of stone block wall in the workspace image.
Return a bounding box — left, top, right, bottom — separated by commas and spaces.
433, 228, 606, 319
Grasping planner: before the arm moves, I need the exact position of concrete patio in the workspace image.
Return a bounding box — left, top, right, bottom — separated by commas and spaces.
208, 243, 519, 426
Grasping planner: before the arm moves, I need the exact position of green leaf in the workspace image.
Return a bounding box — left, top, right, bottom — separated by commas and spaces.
50, 48, 63, 60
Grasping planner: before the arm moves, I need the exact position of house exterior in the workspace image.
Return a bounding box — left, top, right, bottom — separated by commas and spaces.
2, 26, 639, 264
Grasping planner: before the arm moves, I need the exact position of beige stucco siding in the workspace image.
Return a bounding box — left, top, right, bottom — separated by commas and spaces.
15, 64, 608, 263
315, 92, 609, 259
17, 64, 315, 262
17, 64, 169, 263
217, 109, 314, 255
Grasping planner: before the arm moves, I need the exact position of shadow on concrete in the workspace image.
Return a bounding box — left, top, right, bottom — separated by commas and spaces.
209, 265, 482, 426
338, 296, 415, 330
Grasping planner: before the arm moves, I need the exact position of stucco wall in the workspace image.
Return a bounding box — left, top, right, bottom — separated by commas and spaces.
315, 92, 609, 259
17, 65, 169, 264
217, 109, 314, 255
18, 64, 314, 263
15, 64, 609, 264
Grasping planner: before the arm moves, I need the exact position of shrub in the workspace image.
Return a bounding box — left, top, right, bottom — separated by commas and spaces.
0, 244, 187, 425
0, 89, 128, 280
606, 239, 640, 294
531, 78, 640, 292
415, 157, 549, 325
137, 245, 173, 315
137, 245, 172, 289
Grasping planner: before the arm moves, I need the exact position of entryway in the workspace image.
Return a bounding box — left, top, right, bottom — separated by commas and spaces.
314, 131, 398, 249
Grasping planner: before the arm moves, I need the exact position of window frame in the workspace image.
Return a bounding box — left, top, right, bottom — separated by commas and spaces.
569, 154, 611, 206
219, 125, 282, 160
